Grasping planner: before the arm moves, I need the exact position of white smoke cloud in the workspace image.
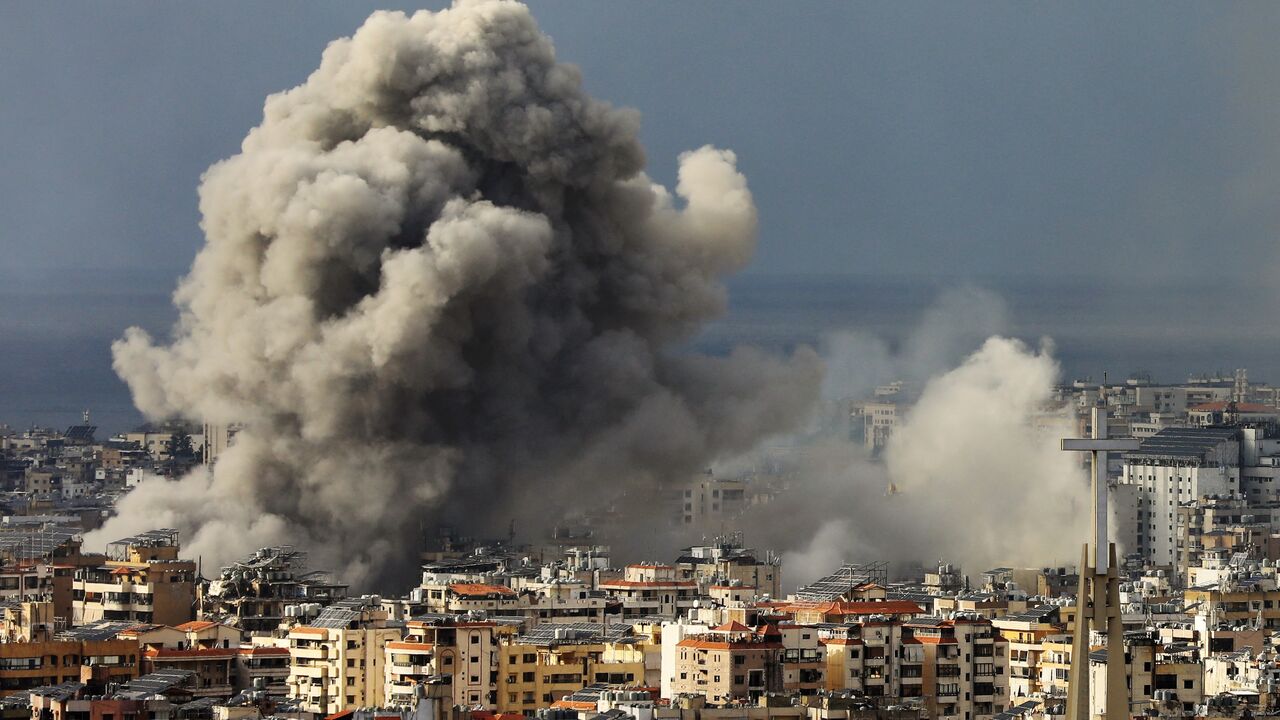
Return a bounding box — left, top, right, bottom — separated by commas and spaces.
90, 1, 820, 588
819, 284, 1011, 403
755, 333, 1086, 590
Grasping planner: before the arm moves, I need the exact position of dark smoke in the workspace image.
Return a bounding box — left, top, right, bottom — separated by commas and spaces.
90, 0, 820, 588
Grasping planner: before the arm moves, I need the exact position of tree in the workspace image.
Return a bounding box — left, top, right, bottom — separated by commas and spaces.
166, 431, 194, 460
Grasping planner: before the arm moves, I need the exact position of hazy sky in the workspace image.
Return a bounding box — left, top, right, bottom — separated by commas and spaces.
3, 2, 1280, 285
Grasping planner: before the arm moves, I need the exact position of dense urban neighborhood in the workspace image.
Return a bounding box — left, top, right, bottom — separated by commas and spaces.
2, 372, 1280, 720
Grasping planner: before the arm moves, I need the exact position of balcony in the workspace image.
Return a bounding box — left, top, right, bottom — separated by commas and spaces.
292, 647, 329, 660
292, 665, 329, 679
387, 683, 420, 703
389, 664, 433, 677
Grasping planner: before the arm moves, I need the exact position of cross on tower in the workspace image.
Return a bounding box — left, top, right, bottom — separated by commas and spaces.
1060, 406, 1140, 720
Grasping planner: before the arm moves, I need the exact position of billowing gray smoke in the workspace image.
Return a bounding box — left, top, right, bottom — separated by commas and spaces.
90, 0, 820, 588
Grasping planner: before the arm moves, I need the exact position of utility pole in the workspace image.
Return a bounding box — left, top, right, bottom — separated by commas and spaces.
1061, 407, 1140, 719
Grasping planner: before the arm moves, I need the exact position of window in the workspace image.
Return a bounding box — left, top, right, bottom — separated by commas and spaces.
471, 634, 480, 644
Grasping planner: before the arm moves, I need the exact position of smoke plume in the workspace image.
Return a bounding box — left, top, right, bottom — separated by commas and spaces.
751, 302, 1086, 589
91, 1, 820, 588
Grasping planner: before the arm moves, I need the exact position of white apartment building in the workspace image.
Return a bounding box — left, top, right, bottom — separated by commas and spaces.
1121, 428, 1240, 567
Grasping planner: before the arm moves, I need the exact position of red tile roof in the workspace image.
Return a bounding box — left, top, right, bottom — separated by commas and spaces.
387, 641, 434, 652
238, 646, 290, 656
779, 601, 923, 617
676, 638, 784, 650
145, 646, 238, 659
448, 583, 516, 597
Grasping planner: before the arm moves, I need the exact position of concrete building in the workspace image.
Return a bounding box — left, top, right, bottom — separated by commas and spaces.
1121, 427, 1242, 567
0, 631, 139, 697
671, 622, 783, 705
72, 530, 196, 626
858, 401, 901, 451
201, 545, 347, 634
991, 605, 1062, 698
898, 617, 1008, 720
286, 598, 400, 715
393, 614, 523, 710
598, 565, 698, 620
674, 537, 782, 600
234, 643, 290, 698
130, 620, 242, 698
496, 623, 647, 713
678, 476, 748, 527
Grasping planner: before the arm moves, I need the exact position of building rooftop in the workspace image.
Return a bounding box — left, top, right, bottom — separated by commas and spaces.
518, 623, 633, 646
794, 561, 889, 601
1124, 427, 1239, 461
115, 669, 195, 699
56, 620, 137, 642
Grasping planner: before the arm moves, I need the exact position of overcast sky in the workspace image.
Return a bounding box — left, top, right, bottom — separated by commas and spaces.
3, 2, 1280, 285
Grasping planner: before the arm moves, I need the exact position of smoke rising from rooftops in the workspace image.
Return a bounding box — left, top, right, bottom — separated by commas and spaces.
741, 290, 1086, 589
87, 0, 820, 588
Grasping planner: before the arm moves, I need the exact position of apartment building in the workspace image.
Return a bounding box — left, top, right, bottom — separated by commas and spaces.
900, 617, 1008, 720
516, 577, 610, 625
1087, 633, 1204, 717
819, 621, 900, 698
393, 614, 523, 709
777, 623, 824, 696
287, 599, 400, 714
0, 631, 139, 697
599, 564, 698, 620
991, 605, 1062, 697
670, 622, 783, 704
236, 643, 291, 698
497, 623, 647, 714
675, 537, 782, 599
130, 620, 242, 698
678, 476, 748, 527
201, 545, 348, 634
1121, 427, 1242, 567
72, 530, 196, 626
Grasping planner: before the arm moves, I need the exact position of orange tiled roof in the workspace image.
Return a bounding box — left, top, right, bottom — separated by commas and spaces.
238, 646, 290, 656
448, 583, 516, 597
779, 600, 923, 616
387, 641, 434, 652
175, 620, 218, 632
145, 645, 238, 655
